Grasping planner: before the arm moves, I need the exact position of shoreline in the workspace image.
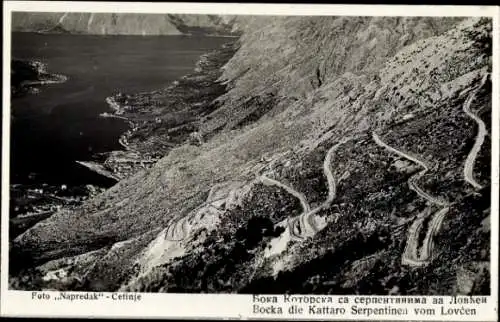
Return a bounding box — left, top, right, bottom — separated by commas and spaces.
75, 161, 121, 181
24, 30, 241, 38
99, 112, 129, 121
11, 59, 69, 97
10, 59, 98, 237
20, 73, 68, 86
81, 40, 238, 180
9, 40, 237, 237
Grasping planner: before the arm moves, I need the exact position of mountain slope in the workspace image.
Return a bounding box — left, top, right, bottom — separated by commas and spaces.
11, 12, 235, 35
10, 16, 492, 295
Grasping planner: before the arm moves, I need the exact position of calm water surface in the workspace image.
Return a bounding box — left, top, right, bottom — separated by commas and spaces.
11, 32, 229, 185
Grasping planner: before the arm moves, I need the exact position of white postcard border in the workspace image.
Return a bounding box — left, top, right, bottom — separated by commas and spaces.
1, 2, 499, 320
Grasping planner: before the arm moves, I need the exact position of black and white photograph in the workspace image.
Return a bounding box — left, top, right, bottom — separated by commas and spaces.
1, 2, 498, 319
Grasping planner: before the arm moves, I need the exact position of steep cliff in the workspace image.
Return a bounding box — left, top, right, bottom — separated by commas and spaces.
11, 12, 235, 35
10, 16, 492, 295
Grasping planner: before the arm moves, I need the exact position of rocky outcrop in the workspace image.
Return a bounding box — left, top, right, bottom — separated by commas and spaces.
11, 59, 67, 97
11, 12, 236, 36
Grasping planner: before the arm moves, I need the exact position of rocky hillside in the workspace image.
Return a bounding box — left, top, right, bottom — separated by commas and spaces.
11, 12, 235, 36
10, 16, 492, 295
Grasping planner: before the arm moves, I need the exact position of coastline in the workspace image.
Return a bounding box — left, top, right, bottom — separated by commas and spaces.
11, 59, 68, 97
75, 161, 121, 181
83, 41, 238, 180
20, 73, 68, 86
9, 59, 99, 238
99, 112, 128, 121
8, 38, 238, 277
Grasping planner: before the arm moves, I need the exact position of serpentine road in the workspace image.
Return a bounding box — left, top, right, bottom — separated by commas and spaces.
374, 73, 489, 267
261, 137, 352, 241
260, 176, 311, 213
372, 133, 448, 206
419, 207, 449, 260
372, 132, 450, 267
400, 207, 450, 266
165, 196, 226, 241
463, 73, 488, 190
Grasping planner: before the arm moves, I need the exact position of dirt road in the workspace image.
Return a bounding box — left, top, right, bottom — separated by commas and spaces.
463, 73, 488, 190
372, 132, 450, 267
260, 137, 352, 241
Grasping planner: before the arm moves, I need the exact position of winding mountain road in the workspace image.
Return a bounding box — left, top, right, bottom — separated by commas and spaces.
373, 72, 489, 267
160, 72, 489, 272
299, 137, 352, 237
419, 207, 449, 260
399, 207, 450, 266
260, 137, 352, 241
165, 210, 193, 241
165, 196, 227, 242
372, 132, 450, 267
372, 132, 447, 206
260, 175, 308, 241
261, 175, 311, 213
401, 216, 425, 266
463, 73, 488, 190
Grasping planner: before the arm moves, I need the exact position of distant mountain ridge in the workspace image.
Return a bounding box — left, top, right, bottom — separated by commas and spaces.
11, 12, 237, 36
